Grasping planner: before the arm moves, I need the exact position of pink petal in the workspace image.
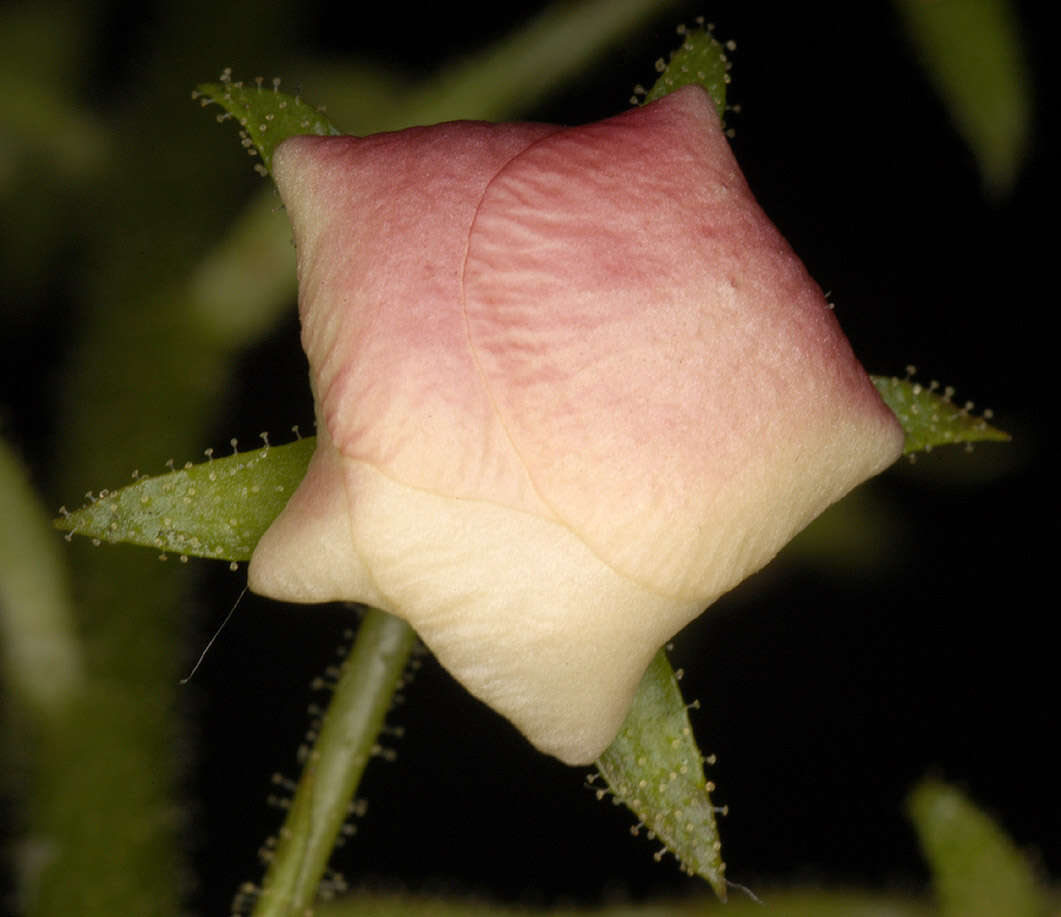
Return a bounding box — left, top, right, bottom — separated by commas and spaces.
272, 118, 561, 516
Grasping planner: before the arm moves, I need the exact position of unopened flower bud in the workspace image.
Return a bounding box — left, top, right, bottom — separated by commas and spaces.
248, 86, 904, 764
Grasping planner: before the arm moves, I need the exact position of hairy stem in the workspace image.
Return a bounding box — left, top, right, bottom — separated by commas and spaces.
251, 608, 416, 917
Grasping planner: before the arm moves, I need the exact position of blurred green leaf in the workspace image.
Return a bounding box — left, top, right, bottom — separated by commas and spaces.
396, 0, 683, 126
0, 437, 83, 718
892, 0, 1031, 196
908, 778, 1046, 917
186, 189, 301, 346
0, 2, 103, 180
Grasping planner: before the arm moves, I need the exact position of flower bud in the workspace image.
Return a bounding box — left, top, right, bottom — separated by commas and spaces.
248, 86, 904, 765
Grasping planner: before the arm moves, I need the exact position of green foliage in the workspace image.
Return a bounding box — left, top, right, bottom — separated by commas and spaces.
908, 778, 1047, 917
892, 0, 1030, 196
0, 436, 83, 718
596, 652, 727, 899
871, 374, 1011, 455
396, 0, 685, 126
194, 72, 342, 175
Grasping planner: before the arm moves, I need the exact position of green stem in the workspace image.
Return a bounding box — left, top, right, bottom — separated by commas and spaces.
251, 608, 417, 917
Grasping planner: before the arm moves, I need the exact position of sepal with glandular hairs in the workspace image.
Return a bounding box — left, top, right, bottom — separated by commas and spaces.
193, 71, 341, 176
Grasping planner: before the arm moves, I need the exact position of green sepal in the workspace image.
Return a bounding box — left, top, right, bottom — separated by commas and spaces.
640, 23, 730, 118
193, 73, 343, 175
54, 437, 315, 562
871, 374, 1011, 455
596, 651, 727, 900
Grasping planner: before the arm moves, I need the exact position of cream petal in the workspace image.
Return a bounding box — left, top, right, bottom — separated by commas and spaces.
248, 424, 384, 608
252, 451, 700, 765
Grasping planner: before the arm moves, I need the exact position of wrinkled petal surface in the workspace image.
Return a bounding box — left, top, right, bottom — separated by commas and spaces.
249, 87, 904, 764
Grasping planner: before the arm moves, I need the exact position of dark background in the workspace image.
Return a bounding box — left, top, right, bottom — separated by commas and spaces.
3, 0, 1054, 912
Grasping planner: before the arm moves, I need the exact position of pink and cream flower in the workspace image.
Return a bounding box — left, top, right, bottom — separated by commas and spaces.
248, 86, 904, 765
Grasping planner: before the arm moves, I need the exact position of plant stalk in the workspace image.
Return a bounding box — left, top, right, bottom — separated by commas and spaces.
251, 607, 416, 917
